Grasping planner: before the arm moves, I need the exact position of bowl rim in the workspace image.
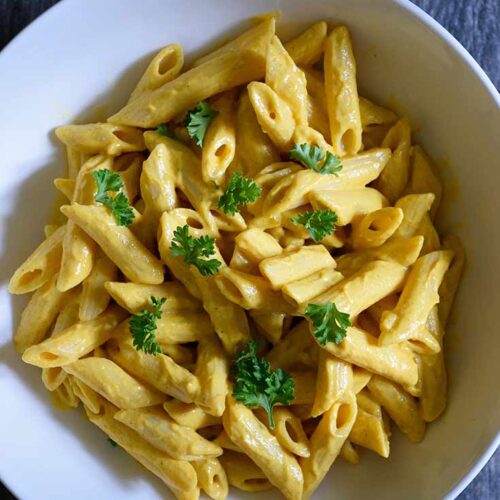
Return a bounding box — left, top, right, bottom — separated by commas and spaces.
0, 0, 498, 499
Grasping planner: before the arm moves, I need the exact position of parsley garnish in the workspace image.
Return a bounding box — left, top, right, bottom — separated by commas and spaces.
290, 143, 342, 175
305, 302, 351, 345
216, 172, 262, 215
92, 169, 134, 226
156, 123, 177, 140
185, 101, 218, 146
170, 225, 221, 276
107, 438, 118, 447
231, 340, 295, 429
292, 209, 338, 242
129, 296, 166, 355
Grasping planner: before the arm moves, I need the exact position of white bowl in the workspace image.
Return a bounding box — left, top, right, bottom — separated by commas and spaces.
0, 0, 499, 499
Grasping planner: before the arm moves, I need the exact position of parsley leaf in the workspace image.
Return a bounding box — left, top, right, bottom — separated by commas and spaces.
92, 169, 134, 226
129, 296, 166, 355
290, 143, 343, 175
216, 172, 262, 215
292, 209, 338, 242
156, 123, 177, 139
185, 101, 218, 146
305, 302, 351, 346
170, 225, 221, 276
231, 340, 295, 429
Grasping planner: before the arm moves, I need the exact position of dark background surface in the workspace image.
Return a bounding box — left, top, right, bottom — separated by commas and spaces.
0, 0, 498, 499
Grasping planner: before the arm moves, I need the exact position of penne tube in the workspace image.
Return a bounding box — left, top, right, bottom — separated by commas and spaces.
155, 310, 214, 344
282, 267, 344, 308
163, 400, 220, 430
65, 145, 88, 180
415, 214, 441, 254
290, 370, 316, 406
320, 325, 419, 387
266, 35, 308, 126
284, 21, 327, 66
61, 203, 164, 284
310, 187, 388, 226
379, 250, 453, 346
86, 399, 197, 496
249, 311, 287, 345
109, 19, 275, 127
79, 249, 117, 321
55, 123, 145, 155
117, 153, 143, 204
392, 192, 435, 239
248, 81, 296, 150
14, 273, 70, 352
233, 228, 282, 264
159, 343, 196, 365
439, 234, 465, 326
54, 178, 75, 200
51, 377, 80, 410
201, 91, 237, 183
128, 44, 184, 102
340, 439, 360, 464
359, 97, 398, 128
236, 91, 280, 178
22, 305, 127, 368
192, 458, 228, 500
114, 406, 222, 460
219, 451, 273, 492
65, 357, 165, 409
373, 118, 412, 203
406, 145, 442, 219
104, 280, 200, 315
368, 375, 425, 443
306, 260, 408, 318
194, 335, 229, 417
349, 390, 390, 457
106, 338, 200, 403
352, 366, 373, 394
213, 430, 242, 453
351, 207, 404, 250
301, 392, 358, 496
223, 396, 303, 500
335, 236, 424, 277
9, 224, 66, 295
71, 378, 102, 413
272, 408, 310, 458
259, 245, 335, 290
312, 353, 353, 417
324, 26, 362, 156
302, 67, 330, 139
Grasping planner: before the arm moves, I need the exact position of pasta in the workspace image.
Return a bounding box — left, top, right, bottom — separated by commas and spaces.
10, 17, 464, 500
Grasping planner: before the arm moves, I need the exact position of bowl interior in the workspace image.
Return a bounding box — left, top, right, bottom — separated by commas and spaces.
0, 0, 499, 499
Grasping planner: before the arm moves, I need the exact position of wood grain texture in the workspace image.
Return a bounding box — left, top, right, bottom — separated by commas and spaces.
0, 1, 498, 499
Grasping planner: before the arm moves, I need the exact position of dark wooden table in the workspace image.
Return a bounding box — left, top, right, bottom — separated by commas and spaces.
0, 1, 498, 499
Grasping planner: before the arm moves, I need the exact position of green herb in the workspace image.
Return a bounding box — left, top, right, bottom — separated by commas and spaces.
156, 123, 177, 140
231, 340, 295, 429
107, 438, 118, 447
129, 296, 166, 355
92, 169, 134, 226
170, 225, 221, 276
290, 143, 342, 175
292, 209, 338, 242
305, 302, 351, 346
185, 101, 218, 146
216, 172, 262, 215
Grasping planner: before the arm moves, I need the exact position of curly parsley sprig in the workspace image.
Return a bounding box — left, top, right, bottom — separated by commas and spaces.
231, 340, 295, 429
217, 172, 262, 215
92, 169, 134, 226
290, 143, 342, 175
170, 225, 221, 276
129, 296, 166, 355
292, 209, 338, 242
305, 302, 351, 346
185, 101, 218, 146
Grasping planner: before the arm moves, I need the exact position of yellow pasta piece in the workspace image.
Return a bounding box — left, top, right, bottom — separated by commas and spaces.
219, 451, 273, 492
272, 408, 310, 458
223, 396, 303, 500
192, 458, 228, 500
54, 177, 75, 200
22, 305, 127, 368
109, 19, 275, 127
301, 393, 358, 496
373, 118, 412, 203
55, 123, 145, 155
249, 311, 288, 345
339, 439, 360, 464
9, 224, 65, 294
351, 207, 404, 250
359, 97, 398, 128
415, 214, 441, 254
129, 44, 184, 102
284, 21, 327, 66
163, 400, 220, 430
392, 192, 435, 240
61, 203, 164, 284
324, 26, 362, 156
65, 145, 88, 180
